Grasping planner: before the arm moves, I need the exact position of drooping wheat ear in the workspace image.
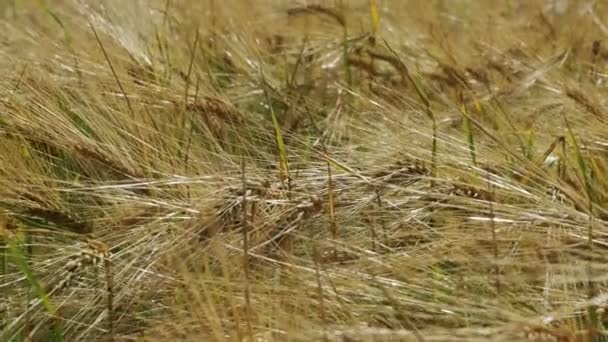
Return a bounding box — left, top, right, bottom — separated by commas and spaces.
520, 325, 577, 342
57, 239, 113, 338
18, 239, 112, 340
566, 87, 605, 122
346, 55, 378, 77
369, 159, 429, 186
255, 195, 323, 258
287, 4, 346, 28
46, 239, 110, 297
365, 49, 411, 87
73, 145, 147, 180
186, 96, 243, 124
9, 125, 144, 183
186, 96, 245, 145
65, 239, 114, 338
16, 204, 91, 235
321, 160, 429, 194
199, 178, 274, 242
211, 179, 271, 232
447, 183, 493, 201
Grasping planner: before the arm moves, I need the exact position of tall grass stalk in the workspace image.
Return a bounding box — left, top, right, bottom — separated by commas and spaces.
263, 80, 290, 185
241, 158, 254, 342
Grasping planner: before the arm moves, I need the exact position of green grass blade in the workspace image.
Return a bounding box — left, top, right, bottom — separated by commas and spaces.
8, 238, 54, 314
263, 84, 289, 182
7, 233, 63, 341
525, 129, 535, 160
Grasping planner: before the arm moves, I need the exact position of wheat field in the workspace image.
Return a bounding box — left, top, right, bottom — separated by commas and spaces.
1, 0, 608, 341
